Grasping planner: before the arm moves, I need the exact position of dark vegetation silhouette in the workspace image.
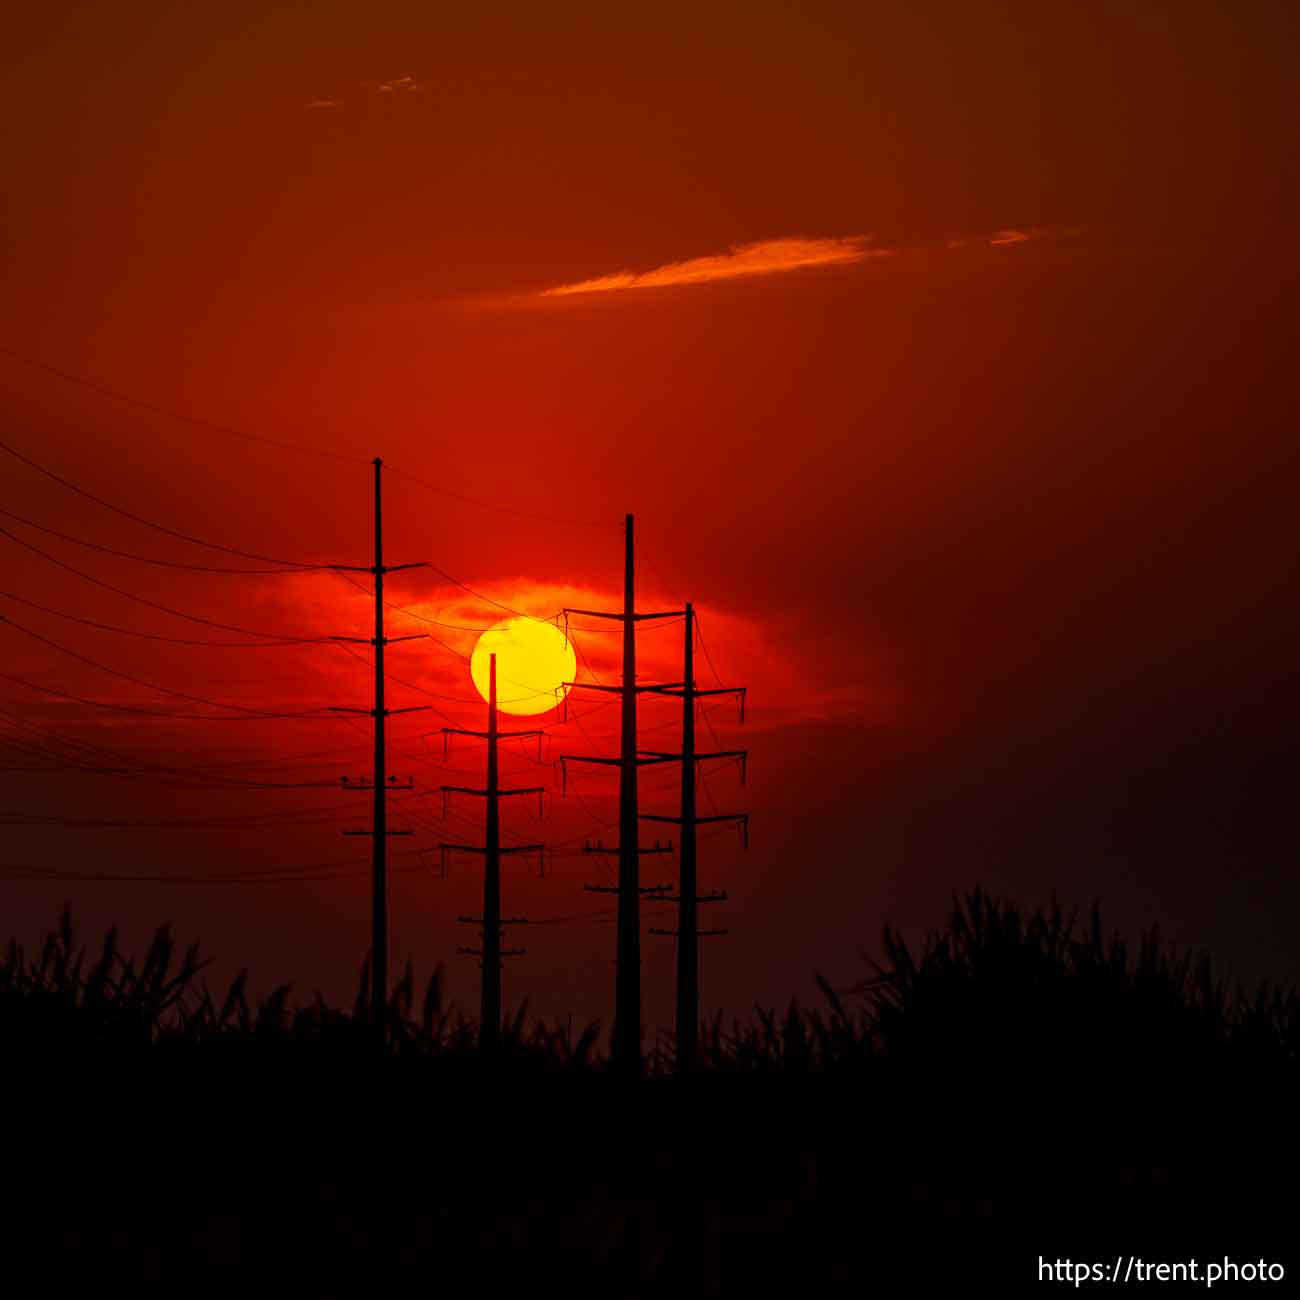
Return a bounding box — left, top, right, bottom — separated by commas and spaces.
4, 888, 1295, 1291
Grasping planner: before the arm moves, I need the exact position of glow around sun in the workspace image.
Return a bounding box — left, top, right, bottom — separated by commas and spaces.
470, 617, 577, 716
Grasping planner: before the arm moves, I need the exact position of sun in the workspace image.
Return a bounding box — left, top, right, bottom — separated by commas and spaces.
470, 617, 577, 716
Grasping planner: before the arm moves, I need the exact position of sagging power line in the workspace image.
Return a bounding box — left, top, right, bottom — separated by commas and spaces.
1, 426, 757, 1053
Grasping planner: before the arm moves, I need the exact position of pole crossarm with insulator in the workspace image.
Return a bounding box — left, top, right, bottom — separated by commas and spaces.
433, 653, 544, 1049
638, 602, 748, 1072
554, 514, 685, 1075
330, 458, 428, 1044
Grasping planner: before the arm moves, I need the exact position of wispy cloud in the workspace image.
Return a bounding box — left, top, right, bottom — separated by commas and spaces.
367, 74, 421, 95
307, 75, 422, 112
541, 236, 884, 297
947, 227, 1038, 249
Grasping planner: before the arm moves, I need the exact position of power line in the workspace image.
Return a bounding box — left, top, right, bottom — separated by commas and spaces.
568, 621, 607, 688
694, 611, 726, 688
328, 626, 462, 715
0, 790, 373, 829
0, 588, 319, 648
0, 667, 328, 722
0, 865, 373, 884
0, 717, 340, 785
426, 562, 578, 628
0, 852, 361, 878
644, 547, 728, 689
0, 346, 625, 532
382, 460, 618, 530
330, 571, 576, 706
1, 756, 346, 792
0, 505, 327, 575
329, 569, 499, 634
172, 742, 370, 772
0, 434, 325, 567
0, 808, 363, 830
0, 853, 428, 885
1, 527, 324, 640
425, 563, 685, 637
0, 735, 344, 792
0, 613, 329, 718
0, 345, 369, 468
0, 347, 624, 533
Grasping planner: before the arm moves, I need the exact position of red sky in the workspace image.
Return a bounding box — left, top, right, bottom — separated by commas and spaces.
2, 1, 1297, 1031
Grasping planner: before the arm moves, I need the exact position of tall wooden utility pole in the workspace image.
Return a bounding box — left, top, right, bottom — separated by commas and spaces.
371, 457, 388, 1030
642, 602, 748, 1071
560, 515, 682, 1073
332, 458, 428, 1040
438, 653, 544, 1048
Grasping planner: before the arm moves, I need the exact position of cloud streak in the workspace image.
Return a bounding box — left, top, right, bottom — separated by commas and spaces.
541, 235, 884, 297
370, 74, 421, 94
947, 227, 1037, 249
306, 75, 423, 112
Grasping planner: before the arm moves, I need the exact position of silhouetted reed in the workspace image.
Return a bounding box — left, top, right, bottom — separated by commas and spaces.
3, 891, 1296, 1078
3, 891, 1296, 1291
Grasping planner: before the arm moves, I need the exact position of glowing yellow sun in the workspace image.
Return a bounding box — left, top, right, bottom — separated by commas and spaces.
470, 617, 576, 716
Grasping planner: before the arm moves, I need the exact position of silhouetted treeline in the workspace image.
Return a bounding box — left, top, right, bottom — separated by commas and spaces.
3, 888, 1295, 1291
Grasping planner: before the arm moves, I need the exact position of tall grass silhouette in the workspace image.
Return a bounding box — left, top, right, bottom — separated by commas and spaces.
4, 889, 1296, 1071
4, 888, 1295, 1293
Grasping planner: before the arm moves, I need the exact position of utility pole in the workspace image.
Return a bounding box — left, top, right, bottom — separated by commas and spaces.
331, 457, 429, 1041
559, 514, 682, 1073
641, 602, 748, 1072
436, 653, 544, 1048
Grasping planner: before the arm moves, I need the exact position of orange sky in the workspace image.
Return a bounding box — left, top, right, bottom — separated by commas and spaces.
2, 1, 1298, 1027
